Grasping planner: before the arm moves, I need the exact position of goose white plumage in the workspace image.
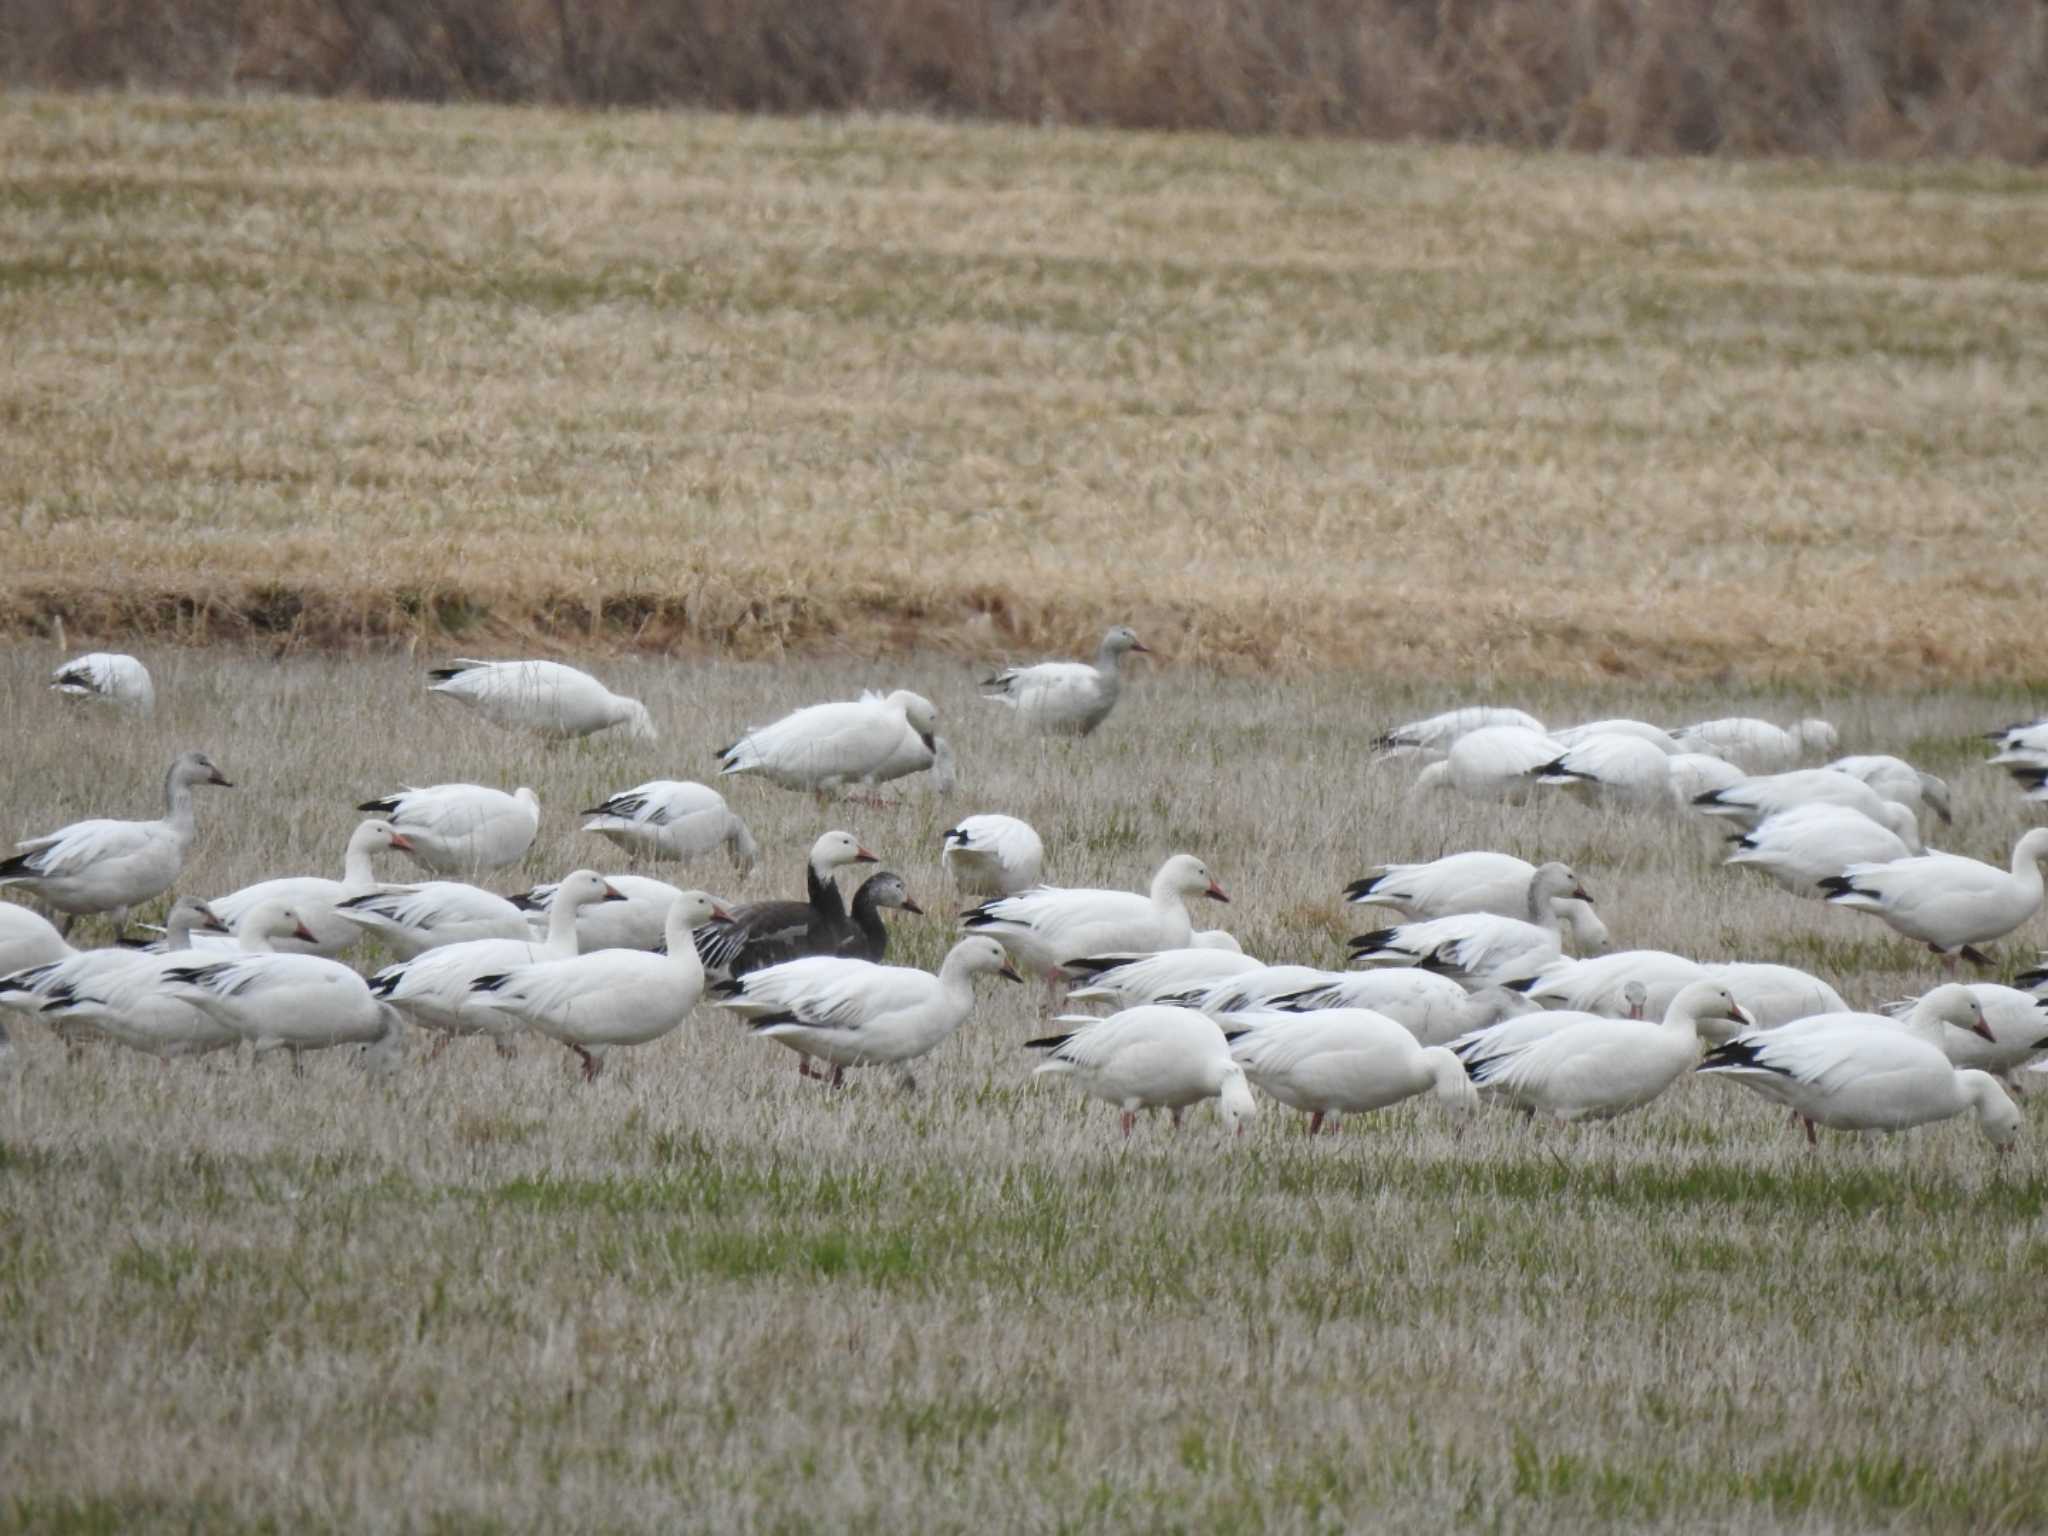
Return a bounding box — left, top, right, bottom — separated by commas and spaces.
513, 871, 681, 952
960, 854, 1230, 989
1550, 719, 1681, 753
1376, 707, 1544, 754
1725, 803, 1920, 895
1027, 1004, 1256, 1137
336, 880, 533, 958
1880, 984, 2048, 1080
871, 728, 958, 794
1531, 733, 1675, 807
1829, 755, 1952, 826
941, 814, 1046, 897
1442, 727, 1571, 802
0, 901, 72, 975
1672, 717, 1838, 771
199, 818, 415, 956
719, 935, 1022, 1087
1224, 1007, 1478, 1133
1692, 769, 1919, 840
1224, 969, 1528, 1046
1062, 947, 1264, 1007
578, 780, 760, 872
1455, 980, 1752, 1121
50, 652, 155, 714
718, 690, 939, 799
10, 898, 238, 1057
0, 751, 234, 933
1509, 951, 1841, 1033
1346, 863, 1598, 990
354, 783, 539, 874
1820, 829, 2048, 961
466, 890, 728, 1080
981, 626, 1150, 736
1664, 752, 1749, 809
426, 659, 656, 741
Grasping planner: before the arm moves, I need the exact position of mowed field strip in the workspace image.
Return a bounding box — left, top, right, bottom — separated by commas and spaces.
4, 93, 2047, 680
3, 647, 2047, 1530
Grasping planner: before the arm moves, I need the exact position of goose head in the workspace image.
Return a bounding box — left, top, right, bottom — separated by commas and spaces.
811, 830, 880, 876
556, 869, 628, 911
667, 891, 734, 934
1526, 862, 1594, 921
885, 691, 941, 753
240, 900, 319, 948
1621, 980, 1649, 1020
616, 697, 658, 742
1968, 1074, 2024, 1149
857, 871, 924, 917
1155, 854, 1229, 905
952, 935, 1023, 984
1100, 626, 1152, 664
1917, 772, 1953, 825
1919, 983, 1994, 1043
164, 897, 230, 942
1667, 981, 1751, 1037
353, 819, 416, 858
1559, 898, 1611, 955
170, 751, 235, 790
2017, 828, 2048, 870
1216, 1063, 1257, 1136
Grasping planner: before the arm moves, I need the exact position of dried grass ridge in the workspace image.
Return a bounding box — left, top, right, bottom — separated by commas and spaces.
7, 0, 2048, 161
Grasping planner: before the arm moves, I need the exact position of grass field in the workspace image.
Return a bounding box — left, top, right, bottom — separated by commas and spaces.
5, 93, 2048, 682
4, 645, 2047, 1531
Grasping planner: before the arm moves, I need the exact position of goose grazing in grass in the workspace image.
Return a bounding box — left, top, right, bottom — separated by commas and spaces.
1530, 733, 1675, 808
1375, 707, 1544, 754
872, 728, 958, 795
0, 902, 72, 975
354, 783, 539, 874
371, 869, 625, 1047
982, 626, 1152, 736
1698, 985, 2016, 1148
1692, 769, 1919, 840
426, 659, 656, 741
1819, 829, 2048, 964
717, 691, 939, 802
961, 854, 1230, 1005
692, 830, 880, 979
1441, 727, 1571, 802
513, 872, 681, 952
1664, 752, 1748, 809
335, 880, 533, 958
1347, 863, 1598, 990
50, 652, 154, 714
578, 780, 760, 872
1455, 980, 1751, 1122
199, 819, 415, 956
1027, 1005, 1256, 1137
720, 935, 1022, 1088
164, 902, 398, 1071
1828, 755, 1952, 826
468, 891, 728, 1081
1230, 969, 1528, 1046
1224, 1008, 1477, 1134
941, 814, 1045, 897
1879, 984, 2048, 1084
14, 898, 238, 1058
1671, 717, 1838, 771
1063, 947, 1265, 1008
0, 751, 234, 935
1509, 951, 1842, 1033
1724, 803, 1920, 895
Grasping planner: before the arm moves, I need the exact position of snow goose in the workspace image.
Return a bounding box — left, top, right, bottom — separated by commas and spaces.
1664, 752, 1748, 809
426, 659, 656, 741
1702, 964, 1848, 1031
719, 934, 1021, 1087
577, 780, 760, 873
960, 854, 1230, 1003
872, 728, 958, 795
1457, 980, 1751, 1122
718, 691, 939, 801
1829, 755, 1952, 826
1508, 951, 1710, 1019
14, 898, 239, 1058
0, 751, 234, 935
1, 895, 224, 1020
1231, 969, 1528, 1046
1551, 719, 1680, 753
1026, 1005, 1256, 1137
1375, 707, 1544, 754
199, 819, 415, 956
691, 830, 879, 979
981, 626, 1150, 736
1725, 803, 1920, 895
1692, 769, 1917, 838
513, 872, 681, 952
1820, 829, 2048, 962
941, 814, 1046, 897
1698, 985, 2017, 1147
1985, 718, 2048, 758
335, 880, 533, 959
164, 902, 397, 1070
1346, 863, 1597, 990
370, 869, 624, 1046
1063, 947, 1265, 1008
1879, 984, 2048, 1082
1344, 853, 1611, 956
468, 890, 728, 1080
355, 784, 539, 874
0, 902, 73, 975
50, 652, 154, 714
1530, 734, 1674, 808
1671, 717, 1838, 771
1442, 727, 1570, 802
1224, 1008, 1477, 1133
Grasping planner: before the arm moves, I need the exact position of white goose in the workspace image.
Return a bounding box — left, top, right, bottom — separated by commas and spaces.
1829, 755, 1952, 826
872, 728, 958, 795
941, 814, 1046, 897
370, 870, 624, 1045
336, 880, 533, 958
960, 854, 1230, 998
1062, 947, 1265, 1008
718, 690, 939, 800
1698, 985, 2017, 1147
1880, 984, 2048, 1081
1346, 863, 1598, 990
0, 751, 234, 934
1724, 802, 1920, 895
1985, 718, 2048, 759
982, 626, 1151, 736
1820, 829, 2048, 962
1224, 1008, 1477, 1134
1704, 964, 1848, 1031
0, 896, 224, 1020
1455, 980, 1751, 1122
1530, 733, 1675, 808
1221, 968, 1527, 1046
200, 819, 415, 956
1375, 707, 1544, 754
1671, 717, 1838, 771
0, 901, 72, 975
1692, 769, 1916, 836
15, 898, 239, 1058
426, 659, 656, 741
1664, 752, 1749, 809
1346, 853, 1610, 955
513, 872, 681, 952
1027, 1005, 1256, 1137
466, 890, 729, 1080
355, 784, 539, 874
719, 935, 1023, 1088
1442, 727, 1571, 802
578, 780, 760, 872
1510, 951, 1842, 1032
50, 652, 155, 714
1550, 719, 1680, 753
164, 902, 397, 1069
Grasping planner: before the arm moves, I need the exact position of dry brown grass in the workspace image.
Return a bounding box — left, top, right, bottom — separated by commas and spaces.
3, 645, 2048, 1530
3, 93, 2047, 685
